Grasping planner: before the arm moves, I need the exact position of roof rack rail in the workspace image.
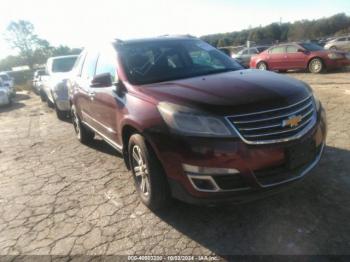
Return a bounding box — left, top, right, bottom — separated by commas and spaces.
158, 34, 197, 38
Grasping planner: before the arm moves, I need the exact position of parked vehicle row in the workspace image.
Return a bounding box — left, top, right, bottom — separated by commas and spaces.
37, 36, 327, 210
35, 55, 78, 119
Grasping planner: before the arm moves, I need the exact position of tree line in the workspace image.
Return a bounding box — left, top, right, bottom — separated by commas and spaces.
200, 13, 350, 47
0, 20, 81, 72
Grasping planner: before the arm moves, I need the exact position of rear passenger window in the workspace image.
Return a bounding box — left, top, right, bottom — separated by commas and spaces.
95, 46, 118, 82
81, 51, 98, 79
286, 45, 298, 53
270, 46, 285, 54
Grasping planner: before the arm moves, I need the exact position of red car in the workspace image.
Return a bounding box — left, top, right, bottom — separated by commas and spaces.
250, 42, 350, 73
70, 36, 327, 209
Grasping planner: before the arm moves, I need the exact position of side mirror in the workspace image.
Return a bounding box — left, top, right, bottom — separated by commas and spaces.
90, 73, 112, 88
113, 80, 127, 96
297, 48, 305, 53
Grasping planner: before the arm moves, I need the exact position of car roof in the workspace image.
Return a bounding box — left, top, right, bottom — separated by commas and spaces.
48, 55, 79, 61
114, 35, 198, 45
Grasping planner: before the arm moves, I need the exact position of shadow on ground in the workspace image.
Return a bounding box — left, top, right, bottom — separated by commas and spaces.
15, 93, 31, 101
0, 101, 25, 113
152, 146, 350, 255
87, 137, 123, 158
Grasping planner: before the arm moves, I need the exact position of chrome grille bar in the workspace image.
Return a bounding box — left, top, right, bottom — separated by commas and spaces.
226, 95, 317, 144
232, 100, 313, 124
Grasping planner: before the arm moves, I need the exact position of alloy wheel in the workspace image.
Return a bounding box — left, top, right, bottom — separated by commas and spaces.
258, 62, 267, 70
132, 145, 150, 197
310, 59, 322, 73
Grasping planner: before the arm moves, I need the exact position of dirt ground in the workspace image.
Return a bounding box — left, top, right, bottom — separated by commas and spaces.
0, 70, 350, 257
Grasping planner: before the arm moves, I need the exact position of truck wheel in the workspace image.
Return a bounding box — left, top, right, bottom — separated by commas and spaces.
71, 106, 94, 144
128, 134, 171, 210
308, 58, 324, 74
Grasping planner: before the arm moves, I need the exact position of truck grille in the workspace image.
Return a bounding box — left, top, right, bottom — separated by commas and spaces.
226, 95, 316, 144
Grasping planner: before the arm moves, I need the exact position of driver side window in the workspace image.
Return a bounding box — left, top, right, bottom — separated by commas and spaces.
95, 46, 118, 82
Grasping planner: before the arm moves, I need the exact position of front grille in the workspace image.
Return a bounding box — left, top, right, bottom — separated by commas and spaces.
226, 95, 316, 144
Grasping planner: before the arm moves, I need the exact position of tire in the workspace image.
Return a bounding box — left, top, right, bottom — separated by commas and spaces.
330, 46, 337, 51
128, 134, 171, 210
7, 97, 13, 107
308, 58, 324, 74
47, 97, 55, 108
40, 89, 46, 102
257, 61, 268, 70
71, 106, 94, 144
56, 107, 69, 121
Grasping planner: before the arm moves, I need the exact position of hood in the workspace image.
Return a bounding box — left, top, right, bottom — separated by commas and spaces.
140, 69, 311, 115
47, 72, 72, 89
50, 72, 72, 81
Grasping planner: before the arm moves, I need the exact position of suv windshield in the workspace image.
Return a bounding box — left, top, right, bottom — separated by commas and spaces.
300, 43, 324, 51
118, 40, 243, 85
52, 57, 77, 73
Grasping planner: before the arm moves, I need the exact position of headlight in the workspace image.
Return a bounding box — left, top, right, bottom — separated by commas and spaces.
328, 53, 343, 60
157, 102, 234, 137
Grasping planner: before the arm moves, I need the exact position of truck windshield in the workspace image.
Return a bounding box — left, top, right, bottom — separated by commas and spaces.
52, 57, 77, 73
118, 39, 243, 85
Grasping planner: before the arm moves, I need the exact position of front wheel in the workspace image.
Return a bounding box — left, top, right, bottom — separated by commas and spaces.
128, 134, 171, 210
40, 89, 46, 102
308, 58, 324, 74
56, 107, 70, 120
71, 106, 94, 144
257, 62, 268, 70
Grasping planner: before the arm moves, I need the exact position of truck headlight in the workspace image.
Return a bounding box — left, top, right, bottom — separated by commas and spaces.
158, 102, 235, 137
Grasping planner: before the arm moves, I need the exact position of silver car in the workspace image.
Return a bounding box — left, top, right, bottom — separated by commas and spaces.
0, 79, 12, 107
41, 55, 78, 120
324, 36, 350, 51
0, 72, 15, 98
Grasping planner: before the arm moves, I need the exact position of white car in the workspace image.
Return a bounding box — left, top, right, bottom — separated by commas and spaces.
0, 72, 15, 98
0, 79, 12, 106
41, 55, 78, 119
32, 69, 46, 94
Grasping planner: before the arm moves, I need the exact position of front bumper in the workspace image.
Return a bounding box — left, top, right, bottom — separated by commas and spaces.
146, 107, 327, 204
325, 58, 350, 69
53, 87, 70, 111
0, 95, 10, 106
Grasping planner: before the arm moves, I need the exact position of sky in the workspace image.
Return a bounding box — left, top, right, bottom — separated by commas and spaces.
0, 0, 349, 59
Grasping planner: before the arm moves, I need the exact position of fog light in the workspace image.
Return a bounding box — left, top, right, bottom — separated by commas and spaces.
191, 178, 216, 190
187, 175, 219, 192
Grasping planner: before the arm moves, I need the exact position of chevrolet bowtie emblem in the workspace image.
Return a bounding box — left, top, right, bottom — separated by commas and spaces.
282, 115, 302, 128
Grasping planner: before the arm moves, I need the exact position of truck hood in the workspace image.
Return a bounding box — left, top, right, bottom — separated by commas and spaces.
140, 69, 311, 115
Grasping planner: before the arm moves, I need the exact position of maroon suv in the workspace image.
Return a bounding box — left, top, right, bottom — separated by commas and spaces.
70, 36, 327, 209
